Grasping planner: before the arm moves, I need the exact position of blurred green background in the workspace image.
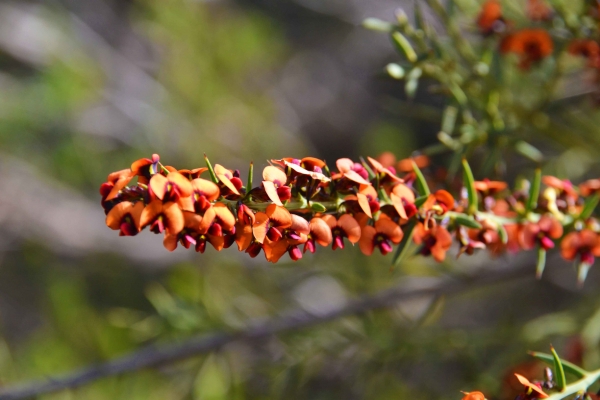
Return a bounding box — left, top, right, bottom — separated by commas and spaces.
2, 0, 600, 399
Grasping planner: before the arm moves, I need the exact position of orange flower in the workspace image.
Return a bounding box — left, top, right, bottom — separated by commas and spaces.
376, 151, 396, 168
387, 183, 417, 223
271, 158, 330, 182
359, 218, 403, 255
234, 222, 254, 252
163, 212, 202, 251
461, 391, 486, 400
474, 179, 508, 195
413, 223, 453, 262
501, 29, 553, 69
103, 169, 135, 201
527, 0, 552, 21
199, 202, 236, 239
190, 178, 220, 213
514, 374, 548, 398
367, 156, 403, 183
304, 217, 333, 253
322, 214, 361, 250
477, 0, 505, 35
105, 201, 144, 236
561, 229, 600, 265
149, 171, 193, 202
569, 39, 600, 68
396, 155, 429, 173
262, 166, 291, 206
333, 158, 371, 185
519, 215, 563, 250
263, 215, 310, 262
214, 164, 242, 197
579, 178, 600, 197
131, 154, 161, 185
542, 176, 578, 198
140, 200, 184, 235
178, 167, 208, 180
237, 203, 256, 226
343, 184, 379, 218
253, 204, 293, 243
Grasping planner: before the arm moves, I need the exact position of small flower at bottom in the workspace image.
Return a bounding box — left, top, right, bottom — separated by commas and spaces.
413, 223, 453, 262
520, 215, 563, 250
501, 29, 553, 70
322, 214, 361, 250
304, 217, 333, 253
461, 391, 486, 400
359, 218, 403, 255
105, 201, 144, 236
561, 229, 600, 265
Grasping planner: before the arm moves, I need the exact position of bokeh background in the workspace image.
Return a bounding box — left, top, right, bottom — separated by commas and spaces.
2, 0, 600, 399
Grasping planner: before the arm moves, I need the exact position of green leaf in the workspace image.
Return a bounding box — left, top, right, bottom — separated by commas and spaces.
529, 351, 587, 378
536, 247, 546, 280
454, 214, 482, 229
462, 158, 477, 215
247, 161, 254, 192
405, 78, 419, 98
414, 195, 429, 208
204, 154, 219, 184
550, 346, 567, 390
414, 2, 426, 31
515, 141, 543, 163
392, 32, 417, 63
526, 168, 541, 213
310, 202, 327, 212
362, 18, 394, 32
412, 161, 431, 196
391, 220, 416, 270
441, 106, 458, 134
497, 224, 508, 244
579, 193, 600, 221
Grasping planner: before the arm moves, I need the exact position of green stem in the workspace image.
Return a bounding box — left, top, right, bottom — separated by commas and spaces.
545, 368, 600, 400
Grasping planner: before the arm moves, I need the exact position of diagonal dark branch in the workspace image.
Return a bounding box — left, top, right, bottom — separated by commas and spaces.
0, 264, 533, 400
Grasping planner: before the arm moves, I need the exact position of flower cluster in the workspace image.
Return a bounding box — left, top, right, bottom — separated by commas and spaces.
101, 153, 600, 283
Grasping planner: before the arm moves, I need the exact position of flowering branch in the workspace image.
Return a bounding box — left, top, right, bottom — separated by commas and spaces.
0, 263, 531, 400
101, 153, 600, 285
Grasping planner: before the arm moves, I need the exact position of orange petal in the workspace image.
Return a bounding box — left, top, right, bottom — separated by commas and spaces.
252, 212, 270, 243
339, 214, 361, 243
131, 158, 153, 175
368, 156, 403, 182
300, 157, 326, 169
140, 200, 163, 229
358, 225, 376, 255
149, 174, 168, 200
106, 202, 133, 229
322, 214, 337, 230
336, 158, 354, 173
392, 183, 415, 203
163, 202, 184, 235
266, 204, 292, 229
376, 219, 403, 243
235, 223, 253, 251
263, 238, 289, 263
514, 374, 548, 398
290, 214, 310, 234
192, 178, 220, 201
178, 196, 195, 212
283, 160, 330, 182
167, 172, 193, 197
263, 180, 283, 206
207, 235, 226, 251
422, 194, 436, 211
434, 190, 455, 210
354, 212, 371, 228
214, 164, 233, 179
309, 217, 332, 246
213, 203, 236, 231
217, 174, 240, 195
390, 193, 408, 220
163, 233, 179, 252
106, 169, 134, 201
183, 211, 202, 230
263, 166, 287, 186
560, 231, 580, 261
199, 206, 217, 233
344, 170, 370, 185
357, 193, 372, 218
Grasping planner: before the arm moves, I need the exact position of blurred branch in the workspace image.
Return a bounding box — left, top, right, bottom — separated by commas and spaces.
0, 263, 534, 400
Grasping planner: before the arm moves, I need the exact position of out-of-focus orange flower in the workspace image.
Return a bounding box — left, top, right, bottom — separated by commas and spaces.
105, 201, 144, 236
304, 217, 333, 253
527, 0, 552, 21
501, 29, 553, 69
359, 218, 403, 255
461, 391, 486, 400
322, 214, 361, 250
396, 155, 429, 173
413, 223, 453, 261
519, 215, 563, 250
368, 156, 403, 183
376, 151, 396, 168
569, 39, 600, 68
561, 229, 600, 264
542, 176, 578, 198
253, 204, 293, 243
514, 374, 548, 398
580, 178, 600, 196
140, 200, 185, 235
477, 0, 505, 35
474, 179, 508, 195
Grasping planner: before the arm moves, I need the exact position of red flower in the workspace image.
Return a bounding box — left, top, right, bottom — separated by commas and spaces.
359, 217, 403, 255
519, 215, 563, 250
322, 214, 361, 250
561, 229, 600, 265
527, 0, 552, 21
501, 29, 553, 69
477, 0, 505, 35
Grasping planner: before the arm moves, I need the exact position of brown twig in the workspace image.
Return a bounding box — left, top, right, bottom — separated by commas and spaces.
0, 264, 533, 400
